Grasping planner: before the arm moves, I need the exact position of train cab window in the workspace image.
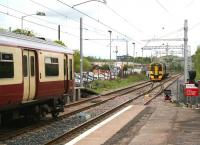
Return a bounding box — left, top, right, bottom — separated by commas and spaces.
31, 56, 35, 76
150, 65, 155, 71
69, 59, 72, 80
158, 65, 162, 71
0, 53, 14, 78
23, 55, 28, 77
45, 57, 59, 76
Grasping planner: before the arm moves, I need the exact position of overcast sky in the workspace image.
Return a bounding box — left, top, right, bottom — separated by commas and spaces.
0, 0, 200, 59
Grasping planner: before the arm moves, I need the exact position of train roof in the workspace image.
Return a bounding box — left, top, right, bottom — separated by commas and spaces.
0, 31, 74, 54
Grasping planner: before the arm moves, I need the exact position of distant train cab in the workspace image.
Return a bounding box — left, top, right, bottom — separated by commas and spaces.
149, 62, 167, 81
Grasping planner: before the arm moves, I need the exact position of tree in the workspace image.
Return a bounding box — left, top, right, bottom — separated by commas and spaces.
54, 40, 66, 46
74, 50, 92, 72
12, 29, 35, 36
194, 46, 200, 79
0, 28, 7, 32
123, 64, 128, 71
100, 64, 110, 70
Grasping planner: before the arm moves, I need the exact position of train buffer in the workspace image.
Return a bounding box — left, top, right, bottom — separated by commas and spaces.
164, 89, 172, 101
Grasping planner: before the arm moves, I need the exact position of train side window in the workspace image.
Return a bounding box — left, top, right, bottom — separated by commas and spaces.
23, 55, 28, 77
69, 59, 72, 80
31, 56, 35, 76
45, 57, 59, 76
0, 53, 14, 78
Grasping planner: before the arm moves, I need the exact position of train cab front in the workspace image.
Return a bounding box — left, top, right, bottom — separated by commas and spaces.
149, 64, 163, 81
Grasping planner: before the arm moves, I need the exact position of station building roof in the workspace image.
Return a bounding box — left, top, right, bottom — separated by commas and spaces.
0, 31, 74, 54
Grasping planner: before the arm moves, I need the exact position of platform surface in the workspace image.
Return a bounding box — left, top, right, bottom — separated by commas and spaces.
128, 104, 200, 145
65, 105, 146, 145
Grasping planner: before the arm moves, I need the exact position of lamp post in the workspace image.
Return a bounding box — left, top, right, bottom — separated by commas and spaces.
115, 46, 118, 67
108, 30, 112, 79
21, 11, 45, 29
132, 42, 135, 65
126, 40, 128, 65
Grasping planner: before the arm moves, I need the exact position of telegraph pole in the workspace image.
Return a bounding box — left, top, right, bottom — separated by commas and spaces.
80, 17, 83, 87
184, 19, 188, 83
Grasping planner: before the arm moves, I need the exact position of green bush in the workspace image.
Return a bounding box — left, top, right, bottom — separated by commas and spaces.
89, 74, 148, 93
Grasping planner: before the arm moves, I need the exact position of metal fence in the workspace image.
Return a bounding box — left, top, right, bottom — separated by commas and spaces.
166, 76, 200, 107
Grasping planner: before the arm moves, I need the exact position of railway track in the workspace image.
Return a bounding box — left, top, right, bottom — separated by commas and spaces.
0, 80, 151, 141
61, 81, 153, 118
0, 75, 181, 145
44, 75, 181, 145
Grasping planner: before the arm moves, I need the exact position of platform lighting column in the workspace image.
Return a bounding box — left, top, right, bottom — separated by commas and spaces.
21, 12, 45, 29
108, 30, 112, 79
126, 40, 128, 65
132, 42, 135, 58
132, 42, 135, 70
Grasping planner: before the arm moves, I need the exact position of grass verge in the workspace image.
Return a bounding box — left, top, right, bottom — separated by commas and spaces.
88, 74, 148, 94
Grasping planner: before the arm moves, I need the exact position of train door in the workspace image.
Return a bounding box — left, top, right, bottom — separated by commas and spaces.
22, 50, 36, 102
67, 54, 74, 94
64, 55, 68, 93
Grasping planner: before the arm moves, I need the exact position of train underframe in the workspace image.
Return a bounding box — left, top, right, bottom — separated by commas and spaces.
0, 94, 69, 125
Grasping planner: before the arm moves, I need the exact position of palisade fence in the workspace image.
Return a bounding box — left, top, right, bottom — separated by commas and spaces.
166, 76, 200, 106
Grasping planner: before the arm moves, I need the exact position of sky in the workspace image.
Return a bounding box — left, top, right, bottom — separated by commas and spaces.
0, 0, 200, 59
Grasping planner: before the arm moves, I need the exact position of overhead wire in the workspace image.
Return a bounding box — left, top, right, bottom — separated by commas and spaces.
105, 5, 143, 33
30, 0, 110, 38
2, 0, 147, 51
185, 0, 195, 8
0, 1, 147, 56
189, 21, 200, 31
0, 9, 109, 49
57, 0, 141, 44
0, 10, 79, 38
0, 3, 62, 27
158, 27, 183, 39
155, 0, 170, 14
0, 1, 110, 40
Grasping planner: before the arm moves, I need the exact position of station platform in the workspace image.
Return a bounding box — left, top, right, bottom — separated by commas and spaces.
65, 102, 200, 145
127, 103, 200, 145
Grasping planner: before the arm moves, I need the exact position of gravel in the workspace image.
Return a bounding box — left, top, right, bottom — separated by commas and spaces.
0, 83, 154, 145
